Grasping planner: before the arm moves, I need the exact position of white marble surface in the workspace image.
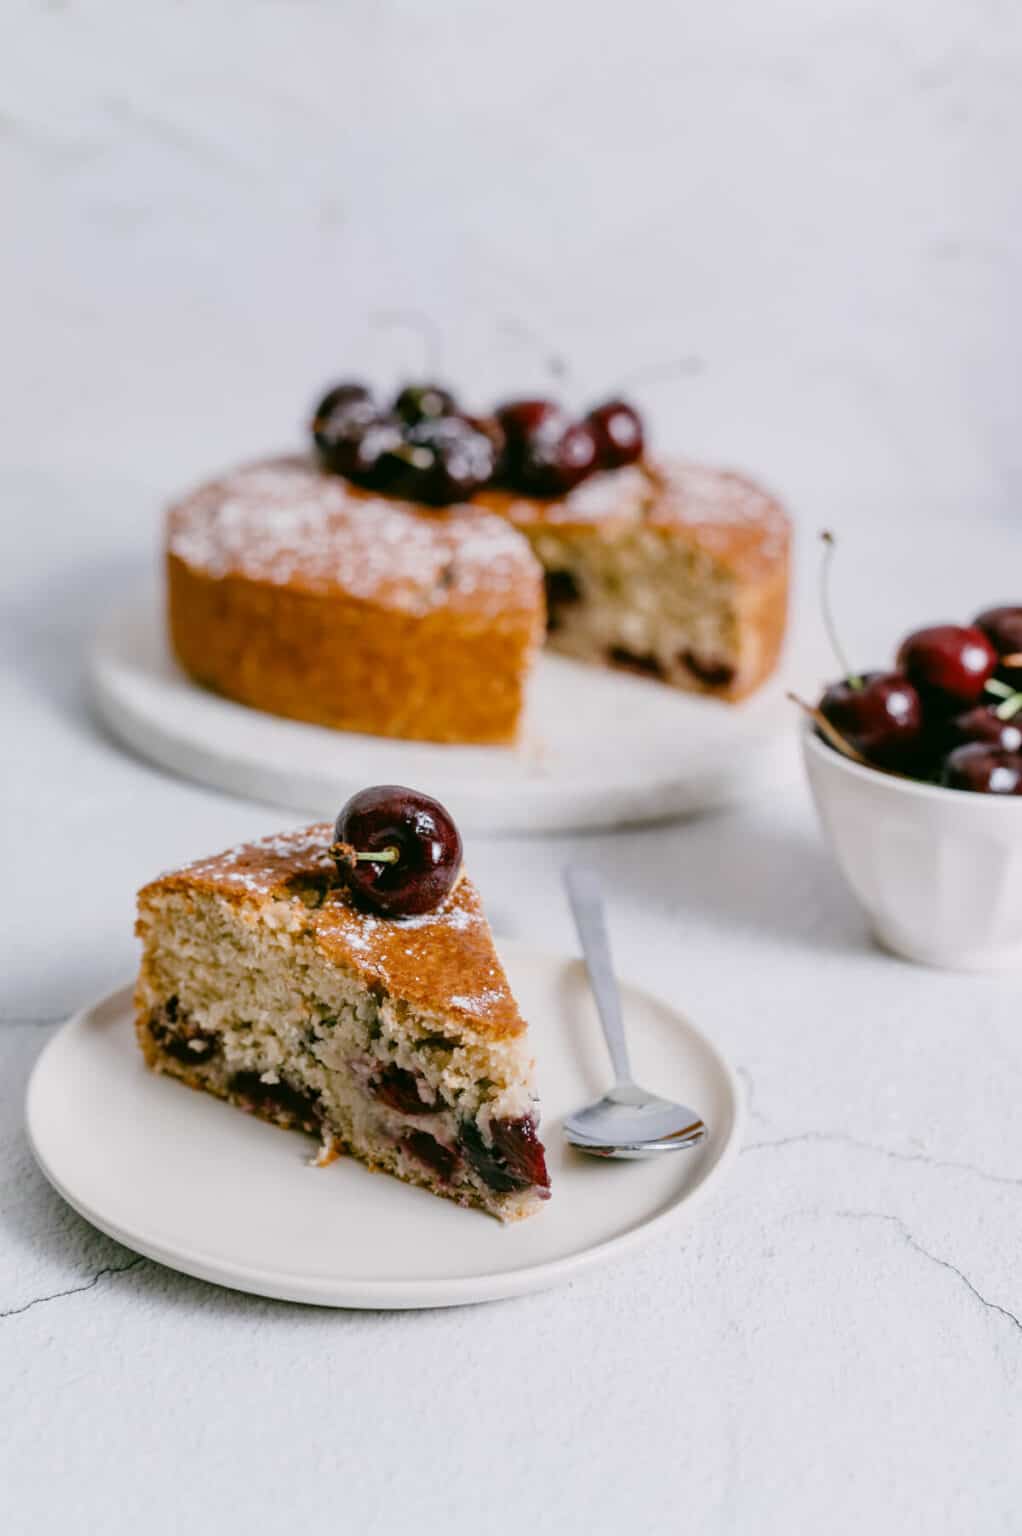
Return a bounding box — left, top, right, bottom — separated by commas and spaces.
4, 2, 1022, 1530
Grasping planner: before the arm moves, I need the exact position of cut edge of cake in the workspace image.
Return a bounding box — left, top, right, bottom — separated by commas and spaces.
134, 825, 551, 1222
478, 459, 791, 702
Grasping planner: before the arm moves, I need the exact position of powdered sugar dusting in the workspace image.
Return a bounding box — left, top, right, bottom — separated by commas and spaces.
478, 457, 788, 576
168, 455, 539, 616
388, 902, 475, 933
651, 459, 790, 570
180, 825, 336, 893
479, 466, 649, 527
153, 823, 523, 1038
449, 985, 508, 1017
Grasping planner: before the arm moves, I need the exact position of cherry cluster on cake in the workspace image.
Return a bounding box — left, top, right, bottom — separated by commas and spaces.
806, 538, 1022, 794
311, 379, 644, 506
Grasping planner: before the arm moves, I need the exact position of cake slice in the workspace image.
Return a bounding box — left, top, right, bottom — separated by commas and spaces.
134, 823, 550, 1221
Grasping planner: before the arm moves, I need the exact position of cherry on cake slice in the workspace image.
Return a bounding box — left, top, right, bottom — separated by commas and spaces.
134, 789, 550, 1221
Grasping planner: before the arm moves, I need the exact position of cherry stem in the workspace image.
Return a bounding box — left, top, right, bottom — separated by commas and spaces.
786, 692, 870, 764
984, 677, 1022, 718
819, 532, 862, 691
330, 841, 400, 868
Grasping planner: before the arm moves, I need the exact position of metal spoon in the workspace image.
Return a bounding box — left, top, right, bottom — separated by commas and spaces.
562, 866, 707, 1159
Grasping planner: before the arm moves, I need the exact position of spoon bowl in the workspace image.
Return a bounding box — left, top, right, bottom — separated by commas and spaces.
563, 1084, 705, 1157
562, 867, 707, 1160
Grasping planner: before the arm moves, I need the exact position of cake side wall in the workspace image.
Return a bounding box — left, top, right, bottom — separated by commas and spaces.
166, 550, 542, 745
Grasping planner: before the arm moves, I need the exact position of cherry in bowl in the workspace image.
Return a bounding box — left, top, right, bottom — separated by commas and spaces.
818, 671, 923, 769
945, 703, 1022, 756
974, 605, 1022, 659
975, 605, 1022, 685
896, 624, 997, 706
941, 744, 1022, 796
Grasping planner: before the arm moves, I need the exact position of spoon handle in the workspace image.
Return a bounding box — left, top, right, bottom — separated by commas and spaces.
564, 866, 633, 1086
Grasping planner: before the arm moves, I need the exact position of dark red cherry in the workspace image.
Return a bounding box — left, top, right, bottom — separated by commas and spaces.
394, 382, 457, 426
344, 416, 407, 489
331, 785, 462, 917
229, 1072, 321, 1133
459, 1115, 550, 1193
311, 382, 376, 458
495, 399, 561, 466
897, 625, 997, 705
495, 399, 598, 495
946, 704, 1022, 755
974, 606, 1022, 683
383, 415, 500, 505
495, 397, 560, 437
401, 1131, 457, 1182
941, 743, 1022, 794
974, 606, 1022, 658
370, 1064, 441, 1115
818, 671, 923, 767
464, 413, 507, 476
586, 398, 644, 468
313, 390, 405, 485
312, 380, 372, 419
528, 418, 599, 494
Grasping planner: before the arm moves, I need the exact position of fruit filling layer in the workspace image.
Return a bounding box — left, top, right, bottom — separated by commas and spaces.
146, 996, 548, 1203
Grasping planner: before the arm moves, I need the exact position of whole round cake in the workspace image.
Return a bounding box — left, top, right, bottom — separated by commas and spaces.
166, 382, 791, 744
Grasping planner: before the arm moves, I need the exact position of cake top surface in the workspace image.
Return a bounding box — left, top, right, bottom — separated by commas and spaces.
167, 456, 541, 617
140, 824, 526, 1041
476, 459, 790, 579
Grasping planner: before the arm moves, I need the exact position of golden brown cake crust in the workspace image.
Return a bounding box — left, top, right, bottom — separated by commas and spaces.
166, 457, 544, 745
137, 824, 526, 1042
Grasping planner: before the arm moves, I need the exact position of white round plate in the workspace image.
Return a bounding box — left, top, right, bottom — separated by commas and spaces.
26, 941, 743, 1309
91, 602, 800, 833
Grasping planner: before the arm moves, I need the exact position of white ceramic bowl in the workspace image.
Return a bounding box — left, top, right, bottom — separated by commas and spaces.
801, 722, 1022, 970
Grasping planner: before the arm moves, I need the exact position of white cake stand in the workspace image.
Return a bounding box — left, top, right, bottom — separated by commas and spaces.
91, 602, 805, 833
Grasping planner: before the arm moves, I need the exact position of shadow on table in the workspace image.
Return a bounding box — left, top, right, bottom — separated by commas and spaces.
552, 806, 868, 958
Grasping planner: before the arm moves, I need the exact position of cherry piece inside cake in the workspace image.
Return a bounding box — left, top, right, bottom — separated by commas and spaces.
134, 818, 550, 1221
